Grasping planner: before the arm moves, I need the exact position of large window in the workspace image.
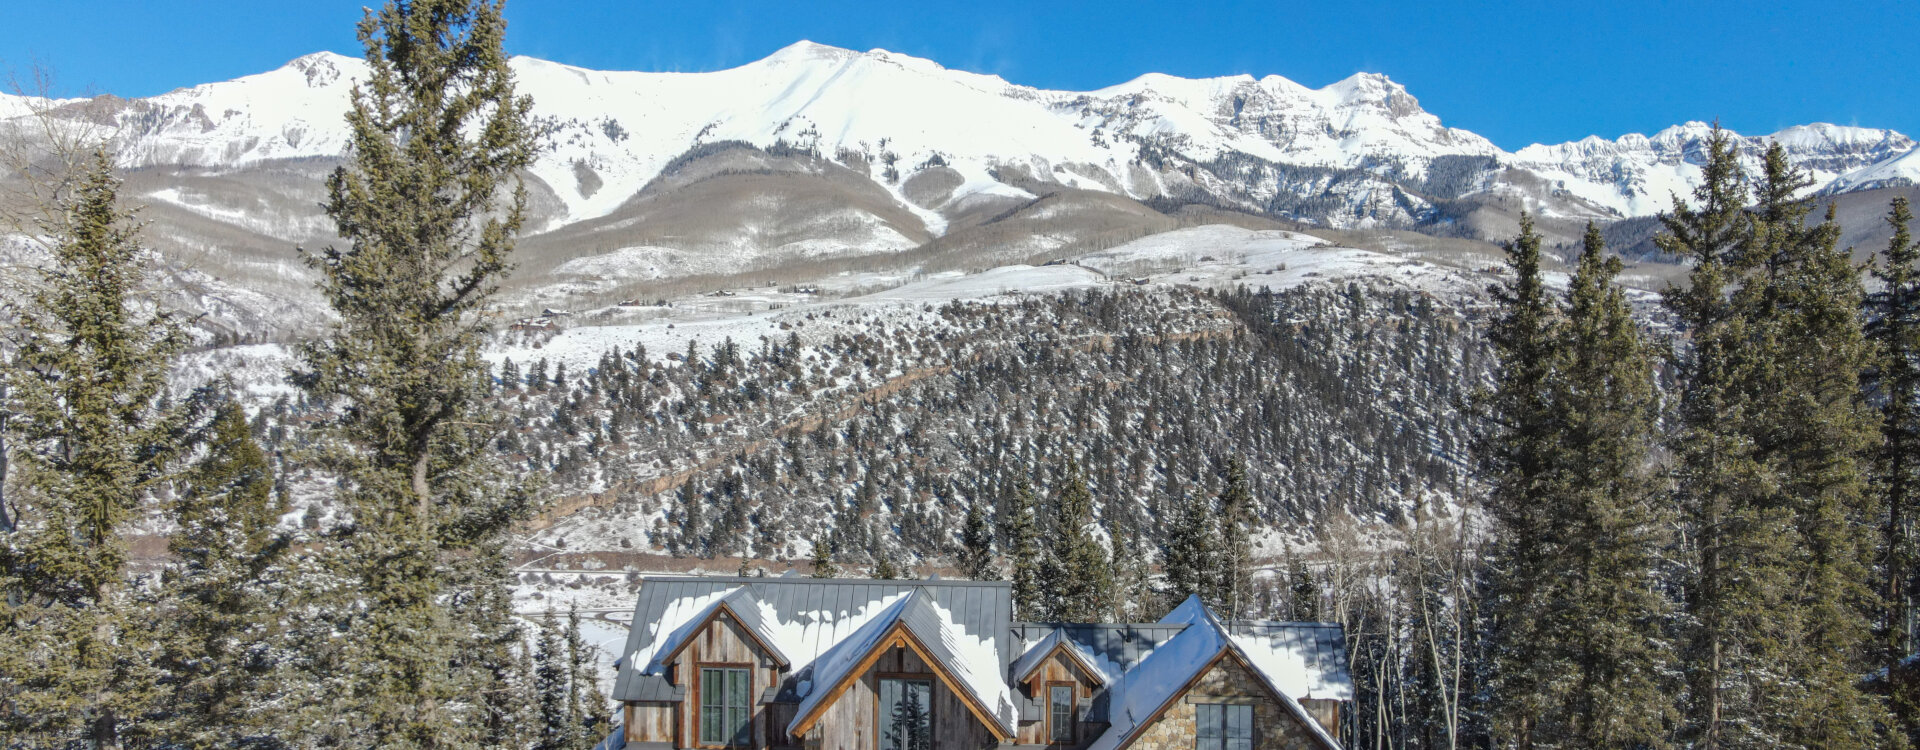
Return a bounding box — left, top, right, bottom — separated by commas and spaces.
1195, 704, 1252, 750
699, 666, 752, 747
880, 678, 934, 750
1048, 684, 1076, 744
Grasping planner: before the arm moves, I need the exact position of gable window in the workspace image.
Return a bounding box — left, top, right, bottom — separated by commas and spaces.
1195, 704, 1252, 750
1048, 683, 1076, 744
880, 678, 934, 750
699, 666, 752, 747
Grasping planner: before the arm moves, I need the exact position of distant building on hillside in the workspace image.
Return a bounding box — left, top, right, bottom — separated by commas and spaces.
604, 576, 1351, 750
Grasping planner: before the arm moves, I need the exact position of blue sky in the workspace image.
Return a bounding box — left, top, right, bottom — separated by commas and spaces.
2, 0, 1914, 151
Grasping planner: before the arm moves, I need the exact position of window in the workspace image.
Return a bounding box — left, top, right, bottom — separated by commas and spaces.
1048, 684, 1076, 743
1195, 704, 1253, 750
880, 678, 933, 750
699, 666, 752, 747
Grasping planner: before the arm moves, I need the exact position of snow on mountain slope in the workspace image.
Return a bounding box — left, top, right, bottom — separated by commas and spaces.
1513, 121, 1914, 217
1822, 145, 1920, 194
37, 40, 1896, 233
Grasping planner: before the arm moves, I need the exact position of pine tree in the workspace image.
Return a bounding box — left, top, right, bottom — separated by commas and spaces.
1741, 145, 1885, 746
1006, 482, 1044, 621
958, 497, 1000, 581
1161, 483, 1217, 614
150, 396, 287, 744
810, 535, 839, 578
568, 606, 611, 747
0, 147, 184, 746
1284, 547, 1321, 621
288, 0, 537, 743
1870, 196, 1920, 742
1479, 211, 1570, 747
1214, 458, 1255, 619
1042, 464, 1112, 622
1550, 223, 1675, 747
533, 611, 570, 750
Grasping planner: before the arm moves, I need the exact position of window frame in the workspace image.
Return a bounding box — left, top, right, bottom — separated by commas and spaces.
876, 674, 937, 750
1193, 703, 1254, 750
695, 663, 755, 749
1046, 681, 1078, 745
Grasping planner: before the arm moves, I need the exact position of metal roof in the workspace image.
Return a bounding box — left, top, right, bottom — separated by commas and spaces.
613, 576, 1012, 704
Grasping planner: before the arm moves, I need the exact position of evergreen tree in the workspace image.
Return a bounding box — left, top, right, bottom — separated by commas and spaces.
1870, 196, 1920, 742
288, 0, 537, 743
1161, 483, 1217, 614
1006, 482, 1044, 621
958, 497, 1000, 581
1479, 211, 1569, 747
0, 147, 184, 746
532, 611, 570, 750
567, 606, 611, 747
1660, 133, 1890, 747
1214, 458, 1255, 619
1741, 145, 1885, 746
1284, 548, 1321, 621
1550, 223, 1675, 747
151, 396, 288, 744
810, 535, 839, 578
1042, 464, 1112, 622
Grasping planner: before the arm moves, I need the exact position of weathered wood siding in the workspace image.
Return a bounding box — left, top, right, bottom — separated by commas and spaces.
1014, 650, 1100, 747
798, 644, 998, 750
625, 611, 786, 749
1126, 655, 1331, 750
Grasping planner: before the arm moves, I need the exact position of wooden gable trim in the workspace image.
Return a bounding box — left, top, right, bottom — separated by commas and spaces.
786, 622, 1014, 742
1107, 648, 1335, 750
1017, 640, 1108, 687
659, 601, 792, 672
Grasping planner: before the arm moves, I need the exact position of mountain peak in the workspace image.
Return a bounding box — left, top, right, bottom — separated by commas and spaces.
762, 40, 862, 65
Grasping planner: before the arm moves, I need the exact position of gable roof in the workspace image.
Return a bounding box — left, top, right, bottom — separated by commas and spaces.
1228, 621, 1354, 701
786, 588, 1018, 738
613, 576, 1013, 708
1086, 596, 1341, 750
1011, 627, 1109, 686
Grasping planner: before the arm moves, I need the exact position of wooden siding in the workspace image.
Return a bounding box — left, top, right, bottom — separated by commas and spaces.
1015, 650, 1101, 747
625, 611, 786, 749
797, 644, 998, 750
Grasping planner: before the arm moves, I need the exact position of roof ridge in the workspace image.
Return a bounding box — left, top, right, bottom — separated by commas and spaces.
639, 574, 1012, 588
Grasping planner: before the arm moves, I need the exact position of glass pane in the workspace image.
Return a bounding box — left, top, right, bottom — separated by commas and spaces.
882, 679, 933, 750
731, 707, 751, 746
702, 707, 723, 745
1196, 704, 1221, 739
1227, 705, 1251, 738
703, 669, 722, 705
730, 669, 750, 707
1051, 686, 1073, 742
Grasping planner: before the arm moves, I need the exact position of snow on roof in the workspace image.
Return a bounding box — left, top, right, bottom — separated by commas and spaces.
787, 588, 1018, 737
627, 586, 741, 676
1012, 627, 1110, 686
1088, 596, 1341, 750
1229, 624, 1354, 701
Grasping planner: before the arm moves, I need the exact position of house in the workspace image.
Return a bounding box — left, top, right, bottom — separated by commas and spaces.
608, 577, 1351, 750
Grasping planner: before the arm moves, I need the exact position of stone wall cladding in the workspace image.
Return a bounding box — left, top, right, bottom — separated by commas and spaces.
1124, 657, 1324, 750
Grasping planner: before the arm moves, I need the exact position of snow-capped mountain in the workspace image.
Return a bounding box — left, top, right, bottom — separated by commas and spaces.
2, 41, 1912, 338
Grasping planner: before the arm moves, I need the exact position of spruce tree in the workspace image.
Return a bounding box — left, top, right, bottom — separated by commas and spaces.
1551, 223, 1675, 747
1161, 483, 1217, 614
532, 611, 570, 750
151, 396, 288, 744
0, 147, 184, 746
1741, 145, 1885, 746
1006, 481, 1044, 621
1870, 196, 1920, 742
809, 535, 839, 578
289, 0, 537, 743
1479, 211, 1569, 747
1214, 458, 1255, 619
1042, 464, 1112, 622
567, 606, 611, 747
958, 497, 1000, 581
